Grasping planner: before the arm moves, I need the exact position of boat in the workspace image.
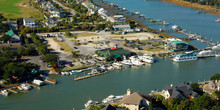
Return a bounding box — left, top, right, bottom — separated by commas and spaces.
107, 66, 114, 70
33, 79, 44, 86
212, 44, 220, 50
138, 54, 154, 64
215, 18, 220, 22
197, 50, 214, 58
121, 56, 132, 66
100, 65, 106, 70
173, 52, 198, 62
102, 95, 123, 104
18, 83, 32, 91
112, 63, 123, 69
88, 69, 98, 75
215, 54, 220, 57
163, 21, 169, 26
196, 10, 202, 14
0, 90, 9, 96
84, 100, 98, 109
172, 25, 180, 30
72, 70, 82, 74
130, 56, 144, 66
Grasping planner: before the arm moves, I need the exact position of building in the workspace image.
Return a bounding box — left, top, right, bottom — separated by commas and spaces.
23, 18, 38, 28
101, 104, 116, 110
203, 80, 220, 94
50, 9, 66, 18
161, 83, 199, 99
2, 20, 18, 30
95, 47, 131, 59
165, 38, 188, 52
6, 29, 20, 43
82, 0, 99, 15
113, 24, 132, 32
112, 15, 126, 24
120, 89, 152, 110
45, 18, 57, 27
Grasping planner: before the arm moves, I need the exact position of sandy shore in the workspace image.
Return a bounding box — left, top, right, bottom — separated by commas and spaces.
161, 0, 220, 17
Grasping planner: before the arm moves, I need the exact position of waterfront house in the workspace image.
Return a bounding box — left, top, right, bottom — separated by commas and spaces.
6, 29, 20, 43
202, 80, 220, 94
23, 18, 38, 28
161, 83, 199, 99
50, 9, 66, 18
120, 89, 152, 110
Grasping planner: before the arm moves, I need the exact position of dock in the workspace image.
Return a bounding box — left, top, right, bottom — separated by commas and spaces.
44, 78, 56, 85
73, 71, 108, 81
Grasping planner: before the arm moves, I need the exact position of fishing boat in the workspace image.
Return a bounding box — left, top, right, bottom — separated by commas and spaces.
0, 90, 9, 96
173, 52, 198, 62
102, 95, 123, 104
197, 50, 214, 58
84, 100, 98, 109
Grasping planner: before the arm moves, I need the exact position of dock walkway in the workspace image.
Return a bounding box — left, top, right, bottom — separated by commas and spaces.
73, 71, 108, 81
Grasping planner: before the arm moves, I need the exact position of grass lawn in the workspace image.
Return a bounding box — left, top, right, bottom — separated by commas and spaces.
76, 32, 98, 37
53, 38, 73, 53
0, 0, 43, 19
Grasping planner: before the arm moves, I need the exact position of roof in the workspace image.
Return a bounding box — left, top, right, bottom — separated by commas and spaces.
171, 40, 187, 44
101, 104, 116, 110
96, 48, 130, 57
23, 18, 35, 22
120, 92, 152, 105
113, 24, 130, 29
6, 29, 18, 36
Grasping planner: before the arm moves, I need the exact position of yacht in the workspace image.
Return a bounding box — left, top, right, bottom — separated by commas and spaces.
212, 44, 220, 50
0, 90, 9, 96
121, 56, 132, 66
130, 56, 144, 66
88, 69, 98, 75
138, 55, 154, 64
102, 95, 123, 104
197, 50, 214, 58
19, 83, 32, 91
84, 100, 98, 109
173, 52, 198, 62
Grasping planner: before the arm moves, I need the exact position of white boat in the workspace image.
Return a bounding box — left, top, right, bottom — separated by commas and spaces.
69, 72, 73, 75
197, 50, 214, 57
138, 55, 154, 64
0, 90, 9, 96
100, 65, 106, 70
61, 72, 65, 76
130, 56, 144, 66
172, 25, 180, 30
84, 100, 98, 109
121, 56, 132, 66
102, 95, 123, 104
33, 79, 44, 86
112, 63, 123, 69
215, 18, 220, 22
163, 21, 169, 26
173, 53, 198, 62
215, 54, 220, 57
72, 70, 82, 73
212, 44, 220, 50
19, 83, 32, 91
88, 69, 98, 75
107, 66, 114, 70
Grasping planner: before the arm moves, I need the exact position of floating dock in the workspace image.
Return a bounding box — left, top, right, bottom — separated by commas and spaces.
73, 71, 108, 81
44, 78, 56, 85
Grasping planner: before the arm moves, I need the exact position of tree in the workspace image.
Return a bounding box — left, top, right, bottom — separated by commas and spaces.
0, 34, 11, 43
210, 73, 220, 81
190, 82, 204, 95
18, 46, 27, 56
44, 54, 58, 65
153, 94, 164, 101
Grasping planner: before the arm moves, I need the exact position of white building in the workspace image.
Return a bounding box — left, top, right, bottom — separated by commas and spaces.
23, 18, 38, 28
113, 24, 132, 32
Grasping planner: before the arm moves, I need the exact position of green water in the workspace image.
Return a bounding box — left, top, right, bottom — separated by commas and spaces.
1, 0, 220, 110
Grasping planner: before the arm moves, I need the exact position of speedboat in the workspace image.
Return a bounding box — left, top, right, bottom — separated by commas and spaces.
102, 95, 123, 104
84, 100, 98, 109
1, 90, 9, 96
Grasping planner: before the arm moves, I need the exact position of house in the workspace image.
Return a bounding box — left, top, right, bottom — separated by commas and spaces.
6, 29, 20, 43
45, 18, 57, 27
112, 15, 126, 24
2, 20, 18, 30
23, 18, 38, 28
50, 9, 66, 18
202, 80, 220, 94
113, 24, 132, 32
120, 89, 152, 110
161, 83, 199, 99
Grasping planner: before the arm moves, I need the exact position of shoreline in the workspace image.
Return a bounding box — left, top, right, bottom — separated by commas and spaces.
161, 0, 220, 17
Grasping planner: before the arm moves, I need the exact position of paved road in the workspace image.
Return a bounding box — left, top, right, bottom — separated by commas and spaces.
52, 0, 76, 16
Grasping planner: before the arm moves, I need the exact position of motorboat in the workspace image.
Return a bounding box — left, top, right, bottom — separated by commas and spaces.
129, 56, 144, 66
84, 100, 98, 109
102, 95, 123, 104
88, 69, 98, 75
197, 50, 214, 58
121, 56, 132, 66
72, 70, 82, 74
1, 90, 9, 96
212, 44, 220, 50
107, 66, 114, 70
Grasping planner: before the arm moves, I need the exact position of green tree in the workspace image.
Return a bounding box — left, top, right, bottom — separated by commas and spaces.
44, 54, 58, 65
0, 34, 11, 43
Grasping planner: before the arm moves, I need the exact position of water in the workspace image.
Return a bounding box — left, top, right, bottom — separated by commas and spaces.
1, 0, 220, 110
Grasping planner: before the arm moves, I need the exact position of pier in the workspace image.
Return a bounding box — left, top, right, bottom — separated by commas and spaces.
73, 71, 108, 81
45, 78, 56, 85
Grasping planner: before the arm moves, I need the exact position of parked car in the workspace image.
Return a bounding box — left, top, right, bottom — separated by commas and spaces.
88, 41, 93, 43
74, 47, 78, 49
